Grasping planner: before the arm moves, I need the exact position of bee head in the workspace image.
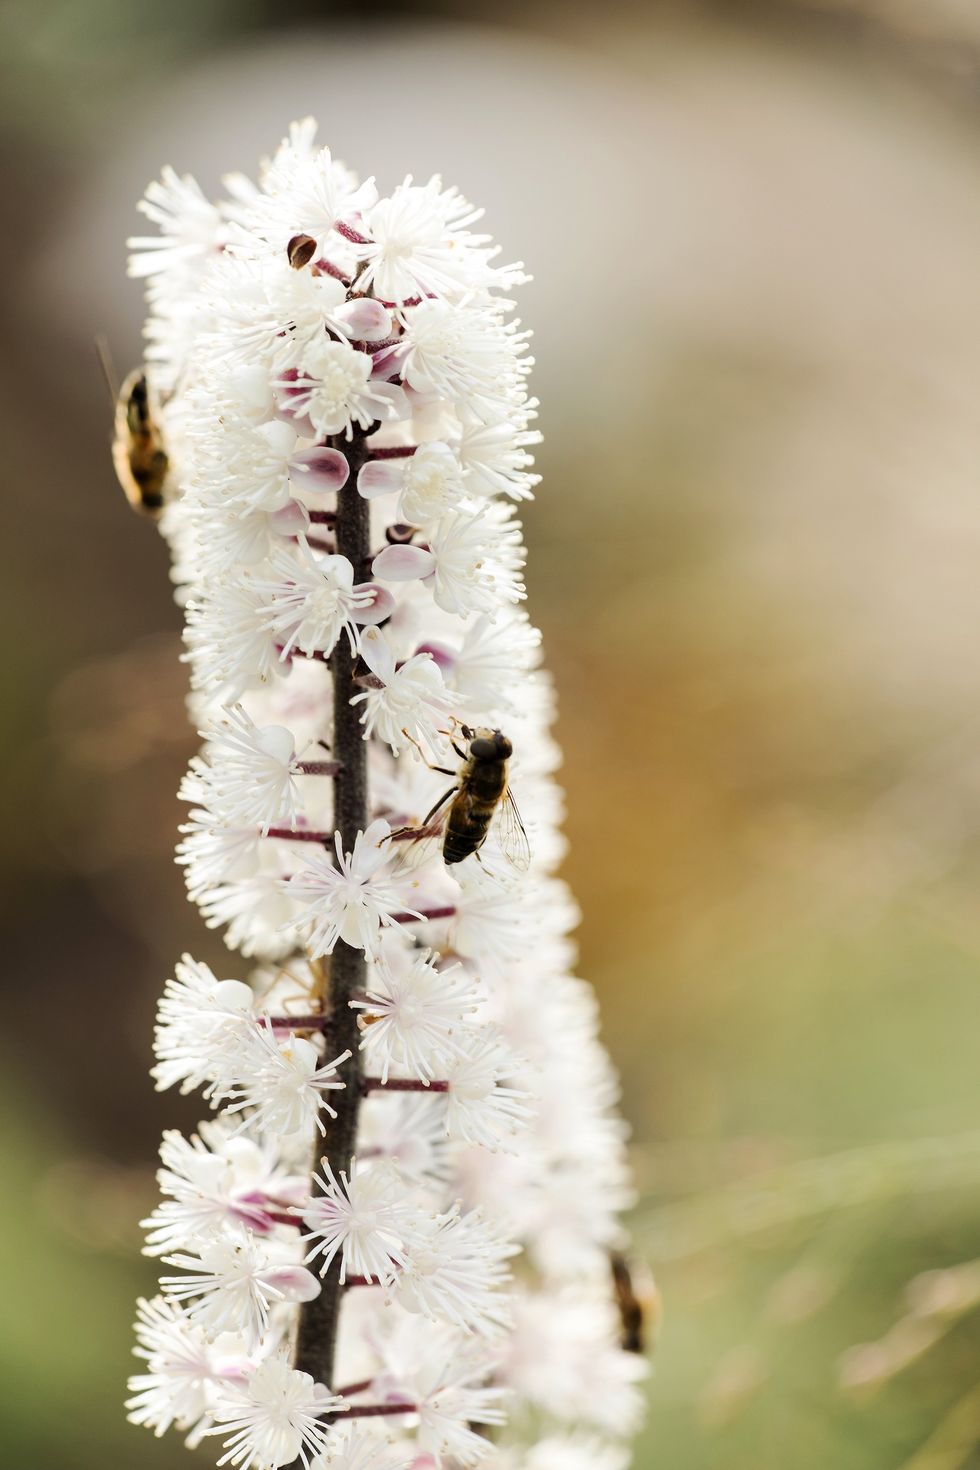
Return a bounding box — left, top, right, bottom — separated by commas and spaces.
468, 728, 512, 761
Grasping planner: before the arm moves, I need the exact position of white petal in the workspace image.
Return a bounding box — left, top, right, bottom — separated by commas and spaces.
372, 544, 436, 581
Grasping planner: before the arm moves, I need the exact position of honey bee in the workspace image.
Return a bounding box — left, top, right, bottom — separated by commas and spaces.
394, 725, 530, 871
97, 339, 169, 517
610, 1252, 661, 1355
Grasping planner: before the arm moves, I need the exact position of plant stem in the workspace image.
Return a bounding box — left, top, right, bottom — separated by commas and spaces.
290, 426, 370, 1404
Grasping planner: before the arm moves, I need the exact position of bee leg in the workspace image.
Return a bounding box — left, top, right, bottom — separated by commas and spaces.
421, 785, 458, 827
435, 724, 470, 760
384, 785, 458, 844
400, 728, 456, 777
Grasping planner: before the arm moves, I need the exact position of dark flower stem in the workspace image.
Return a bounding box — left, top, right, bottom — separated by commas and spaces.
289, 421, 371, 1409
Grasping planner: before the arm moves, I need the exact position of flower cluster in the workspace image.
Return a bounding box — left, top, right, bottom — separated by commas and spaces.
124, 120, 644, 1470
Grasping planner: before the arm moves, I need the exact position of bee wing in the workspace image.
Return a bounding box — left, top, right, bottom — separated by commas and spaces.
491, 785, 531, 872
386, 786, 456, 874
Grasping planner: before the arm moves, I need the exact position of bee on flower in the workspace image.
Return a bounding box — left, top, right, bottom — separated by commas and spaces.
121, 118, 644, 1470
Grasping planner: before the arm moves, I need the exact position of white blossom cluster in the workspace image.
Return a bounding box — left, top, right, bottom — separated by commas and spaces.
124, 120, 645, 1470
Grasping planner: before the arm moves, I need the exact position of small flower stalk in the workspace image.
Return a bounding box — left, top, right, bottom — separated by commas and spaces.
123, 120, 645, 1470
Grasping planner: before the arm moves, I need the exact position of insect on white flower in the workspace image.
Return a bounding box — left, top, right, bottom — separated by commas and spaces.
123, 118, 642, 1470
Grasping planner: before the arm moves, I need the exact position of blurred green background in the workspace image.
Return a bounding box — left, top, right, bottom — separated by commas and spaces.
2, 1, 979, 1466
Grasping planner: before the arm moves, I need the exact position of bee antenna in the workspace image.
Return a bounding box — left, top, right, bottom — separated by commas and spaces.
94, 334, 118, 403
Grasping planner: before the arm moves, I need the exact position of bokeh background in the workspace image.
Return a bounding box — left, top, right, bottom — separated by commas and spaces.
2, 1, 980, 1466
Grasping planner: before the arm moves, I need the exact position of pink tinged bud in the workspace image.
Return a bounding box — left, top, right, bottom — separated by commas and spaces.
289, 446, 350, 492
336, 297, 392, 341
270, 499, 311, 536
357, 460, 404, 499
264, 1264, 322, 1303
352, 584, 396, 624
372, 544, 436, 581
370, 344, 404, 381
414, 641, 456, 674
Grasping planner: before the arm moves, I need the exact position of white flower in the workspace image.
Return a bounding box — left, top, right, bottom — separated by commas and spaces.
442, 1034, 533, 1151
252, 543, 389, 662
207, 1357, 342, 1469
193, 416, 301, 514
142, 1125, 304, 1255
126, 1295, 246, 1445
300, 1160, 408, 1283
199, 860, 303, 962
233, 131, 377, 260
286, 819, 415, 957
185, 580, 285, 699
448, 869, 536, 971
396, 1205, 516, 1336
525, 1437, 630, 1470
501, 1290, 647, 1435
399, 298, 532, 420
128, 166, 223, 279
192, 705, 302, 835
177, 812, 264, 899
372, 510, 527, 619
356, 1093, 452, 1186
352, 949, 482, 1084
412, 1349, 508, 1465
152, 956, 255, 1095
201, 257, 355, 373
223, 1026, 353, 1137
427, 508, 526, 618
283, 338, 407, 440
456, 414, 541, 501
161, 1236, 320, 1351
353, 627, 455, 755
310, 1423, 415, 1470
356, 176, 498, 303
358, 442, 466, 527
448, 612, 542, 710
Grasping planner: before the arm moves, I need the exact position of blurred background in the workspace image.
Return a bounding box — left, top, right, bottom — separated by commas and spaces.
2, 0, 980, 1465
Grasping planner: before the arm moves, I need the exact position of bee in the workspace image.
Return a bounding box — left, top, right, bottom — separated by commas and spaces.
394, 724, 530, 872
610, 1252, 661, 1355
97, 339, 169, 517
